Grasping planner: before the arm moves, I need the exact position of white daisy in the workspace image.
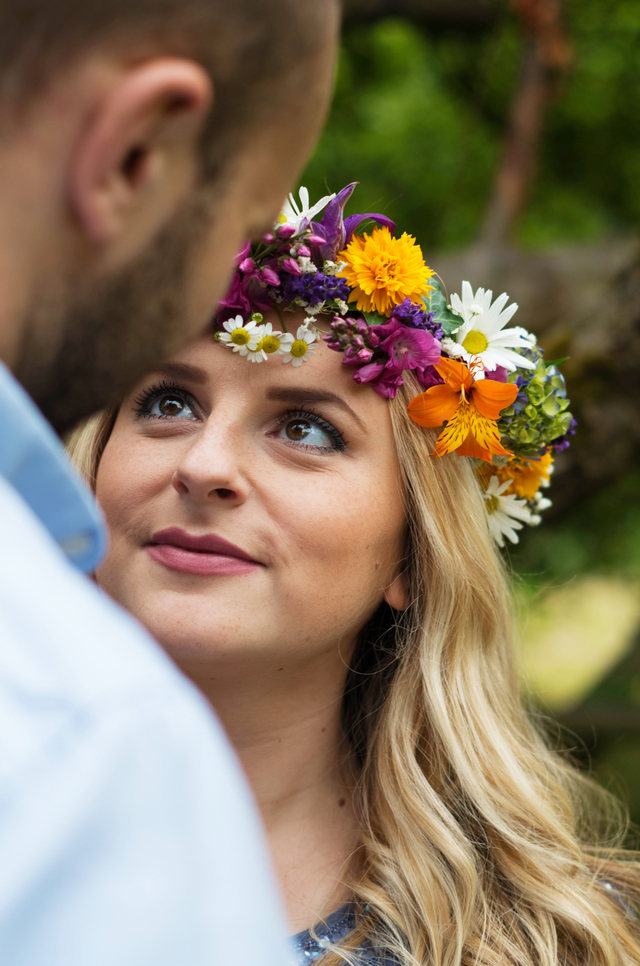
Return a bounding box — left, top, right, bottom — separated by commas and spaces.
447, 281, 535, 376
483, 476, 538, 547
246, 323, 293, 363
218, 315, 260, 356
278, 186, 336, 234
281, 324, 317, 367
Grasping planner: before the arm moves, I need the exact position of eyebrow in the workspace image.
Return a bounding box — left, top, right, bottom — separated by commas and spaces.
156, 361, 209, 385
266, 386, 367, 432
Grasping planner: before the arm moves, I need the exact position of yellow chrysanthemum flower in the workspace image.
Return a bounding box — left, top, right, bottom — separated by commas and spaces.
477, 451, 554, 501
337, 227, 434, 317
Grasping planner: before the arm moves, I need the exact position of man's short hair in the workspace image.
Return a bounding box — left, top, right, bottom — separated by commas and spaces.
0, 0, 336, 177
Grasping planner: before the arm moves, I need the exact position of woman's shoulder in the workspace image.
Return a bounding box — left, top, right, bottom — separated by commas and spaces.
291, 904, 397, 965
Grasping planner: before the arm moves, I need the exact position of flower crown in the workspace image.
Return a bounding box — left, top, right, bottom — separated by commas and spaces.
214, 183, 575, 547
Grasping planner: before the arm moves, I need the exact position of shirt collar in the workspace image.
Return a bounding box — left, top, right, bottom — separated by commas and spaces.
0, 361, 106, 573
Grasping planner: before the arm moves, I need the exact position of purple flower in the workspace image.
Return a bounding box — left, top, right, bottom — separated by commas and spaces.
389, 299, 444, 340
310, 183, 357, 262
416, 365, 444, 389
353, 363, 406, 399
279, 271, 350, 307
484, 365, 509, 383
218, 243, 277, 320
376, 319, 441, 372
551, 417, 577, 453
281, 257, 301, 276
261, 266, 281, 287
310, 182, 397, 263
218, 271, 252, 320
324, 316, 380, 354
343, 212, 396, 246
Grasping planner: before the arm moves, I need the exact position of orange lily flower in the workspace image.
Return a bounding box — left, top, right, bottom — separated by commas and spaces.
407, 358, 519, 463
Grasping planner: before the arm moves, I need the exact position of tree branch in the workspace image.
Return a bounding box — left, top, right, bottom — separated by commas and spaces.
479, 0, 572, 246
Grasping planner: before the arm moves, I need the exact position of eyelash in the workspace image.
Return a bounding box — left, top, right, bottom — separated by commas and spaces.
275, 408, 347, 453
132, 381, 197, 419
132, 386, 348, 452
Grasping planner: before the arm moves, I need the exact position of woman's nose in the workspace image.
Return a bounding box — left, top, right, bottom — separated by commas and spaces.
171, 426, 248, 506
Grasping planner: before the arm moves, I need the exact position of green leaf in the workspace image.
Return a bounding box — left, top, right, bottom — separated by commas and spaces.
545, 356, 570, 367
423, 278, 461, 337
362, 310, 387, 326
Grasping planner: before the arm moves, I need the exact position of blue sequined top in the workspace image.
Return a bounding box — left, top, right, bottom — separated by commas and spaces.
290, 885, 635, 964
291, 905, 395, 965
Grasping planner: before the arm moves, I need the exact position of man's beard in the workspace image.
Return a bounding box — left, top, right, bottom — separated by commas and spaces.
14, 191, 213, 437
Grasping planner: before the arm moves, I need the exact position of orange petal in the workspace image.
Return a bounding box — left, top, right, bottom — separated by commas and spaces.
407, 386, 459, 427
455, 434, 494, 463
432, 403, 472, 456
434, 358, 473, 394
467, 406, 511, 457
472, 379, 518, 420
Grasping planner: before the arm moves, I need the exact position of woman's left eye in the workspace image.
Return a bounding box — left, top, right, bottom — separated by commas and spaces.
275, 413, 345, 452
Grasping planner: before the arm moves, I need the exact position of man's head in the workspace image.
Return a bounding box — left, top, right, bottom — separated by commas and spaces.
0, 0, 339, 434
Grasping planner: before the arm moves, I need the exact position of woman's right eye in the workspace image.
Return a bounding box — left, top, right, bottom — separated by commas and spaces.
133, 384, 198, 420
149, 394, 195, 419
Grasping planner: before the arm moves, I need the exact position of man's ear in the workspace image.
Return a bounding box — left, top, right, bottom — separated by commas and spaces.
384, 573, 410, 612
69, 58, 213, 261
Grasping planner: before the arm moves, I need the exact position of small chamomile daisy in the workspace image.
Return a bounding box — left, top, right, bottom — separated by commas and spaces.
218, 315, 259, 356
282, 324, 317, 367
246, 324, 293, 363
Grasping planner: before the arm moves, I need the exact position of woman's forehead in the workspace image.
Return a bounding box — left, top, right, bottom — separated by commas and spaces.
169, 327, 388, 421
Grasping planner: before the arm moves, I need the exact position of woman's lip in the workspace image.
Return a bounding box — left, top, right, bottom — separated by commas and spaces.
147, 526, 262, 577
147, 544, 258, 577
150, 526, 260, 562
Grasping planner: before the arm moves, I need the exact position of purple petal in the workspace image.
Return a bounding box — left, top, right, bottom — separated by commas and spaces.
239, 257, 256, 274
281, 257, 301, 277
344, 213, 396, 245
261, 267, 281, 287
315, 182, 358, 261
485, 365, 509, 383
352, 361, 385, 383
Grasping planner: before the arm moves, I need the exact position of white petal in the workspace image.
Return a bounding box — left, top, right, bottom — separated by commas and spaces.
492, 510, 523, 543
497, 497, 534, 523
487, 329, 531, 349
450, 292, 464, 318
494, 346, 535, 370
461, 280, 474, 307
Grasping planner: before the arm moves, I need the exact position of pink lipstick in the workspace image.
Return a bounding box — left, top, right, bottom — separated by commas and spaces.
147, 527, 261, 577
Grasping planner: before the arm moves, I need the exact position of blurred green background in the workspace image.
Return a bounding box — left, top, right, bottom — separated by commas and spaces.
301, 0, 640, 821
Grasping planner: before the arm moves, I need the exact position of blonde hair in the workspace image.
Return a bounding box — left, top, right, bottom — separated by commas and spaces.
69, 380, 640, 966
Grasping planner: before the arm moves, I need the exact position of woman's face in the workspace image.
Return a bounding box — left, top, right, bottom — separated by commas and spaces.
95, 313, 407, 677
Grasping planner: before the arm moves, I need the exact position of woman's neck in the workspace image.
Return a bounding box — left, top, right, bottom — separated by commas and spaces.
184, 648, 360, 934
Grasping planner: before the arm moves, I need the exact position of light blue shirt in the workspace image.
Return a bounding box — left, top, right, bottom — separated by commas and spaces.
0, 362, 290, 965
